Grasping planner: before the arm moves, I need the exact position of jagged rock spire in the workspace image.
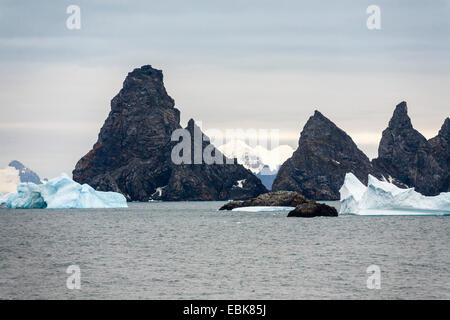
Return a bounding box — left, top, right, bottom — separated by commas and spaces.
388, 101, 413, 129
372, 101, 447, 195
272, 110, 375, 200
73, 65, 266, 201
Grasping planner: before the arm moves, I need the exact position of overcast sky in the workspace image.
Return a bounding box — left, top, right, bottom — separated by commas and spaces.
0, 0, 449, 178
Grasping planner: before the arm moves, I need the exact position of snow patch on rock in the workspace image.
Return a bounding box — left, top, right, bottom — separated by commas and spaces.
234, 179, 246, 188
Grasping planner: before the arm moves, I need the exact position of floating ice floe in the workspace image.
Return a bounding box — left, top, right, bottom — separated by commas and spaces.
339, 173, 450, 215
0, 173, 127, 209
232, 206, 295, 212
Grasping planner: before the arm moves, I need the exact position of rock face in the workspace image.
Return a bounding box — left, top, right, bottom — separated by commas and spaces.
73, 65, 267, 201
272, 102, 447, 199
219, 190, 311, 210
157, 119, 268, 201
272, 111, 376, 200
73, 66, 179, 200
9, 160, 41, 184
287, 203, 338, 217
429, 118, 450, 192
372, 102, 447, 195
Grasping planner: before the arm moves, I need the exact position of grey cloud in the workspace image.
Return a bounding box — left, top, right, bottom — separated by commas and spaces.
0, 0, 449, 178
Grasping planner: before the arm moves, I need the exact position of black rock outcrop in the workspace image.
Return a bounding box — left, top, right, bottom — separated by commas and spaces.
73, 65, 267, 201
372, 102, 447, 195
272, 111, 376, 200
219, 190, 312, 210
219, 190, 338, 218
9, 160, 41, 184
428, 118, 450, 192
287, 203, 338, 217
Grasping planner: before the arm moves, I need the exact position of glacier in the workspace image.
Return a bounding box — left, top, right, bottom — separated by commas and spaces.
0, 173, 127, 209
339, 173, 450, 215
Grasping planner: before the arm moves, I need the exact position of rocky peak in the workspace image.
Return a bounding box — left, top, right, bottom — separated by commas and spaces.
304, 110, 334, 131
112, 65, 175, 113
437, 118, 450, 142
9, 160, 25, 170
186, 118, 198, 133
430, 117, 450, 152
388, 101, 412, 130
272, 110, 375, 200
183, 118, 229, 165
73, 65, 266, 201
313, 109, 325, 119
428, 117, 450, 192
372, 101, 446, 195
377, 101, 428, 160
300, 110, 353, 145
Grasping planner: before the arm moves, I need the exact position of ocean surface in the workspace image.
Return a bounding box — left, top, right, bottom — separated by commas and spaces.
0, 201, 448, 299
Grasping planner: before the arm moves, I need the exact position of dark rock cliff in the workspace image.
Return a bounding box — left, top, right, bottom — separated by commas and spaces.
287, 203, 338, 217
219, 190, 312, 210
272, 110, 376, 200
73, 65, 267, 201
372, 102, 447, 195
429, 118, 450, 192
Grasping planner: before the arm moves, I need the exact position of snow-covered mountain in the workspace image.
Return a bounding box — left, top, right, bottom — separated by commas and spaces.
218, 140, 294, 174
9, 160, 42, 184
218, 140, 294, 189
0, 161, 43, 194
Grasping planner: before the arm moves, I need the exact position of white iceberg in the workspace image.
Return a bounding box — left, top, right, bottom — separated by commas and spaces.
232, 206, 295, 212
0, 173, 127, 209
339, 173, 450, 215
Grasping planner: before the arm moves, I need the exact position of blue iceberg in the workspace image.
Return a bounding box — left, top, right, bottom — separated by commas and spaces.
339, 173, 450, 215
0, 173, 127, 209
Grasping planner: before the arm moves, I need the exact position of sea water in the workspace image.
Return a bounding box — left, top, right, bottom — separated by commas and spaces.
0, 201, 448, 299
